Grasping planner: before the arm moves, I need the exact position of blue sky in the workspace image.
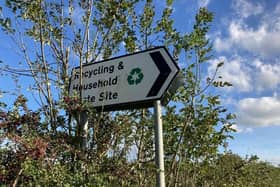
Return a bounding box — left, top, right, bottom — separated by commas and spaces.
190, 0, 280, 165
1, 0, 280, 165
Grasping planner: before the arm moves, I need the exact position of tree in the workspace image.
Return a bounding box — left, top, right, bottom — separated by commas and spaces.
0, 0, 237, 186
202, 153, 280, 187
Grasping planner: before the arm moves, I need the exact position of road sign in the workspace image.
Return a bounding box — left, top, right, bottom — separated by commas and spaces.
69, 46, 179, 111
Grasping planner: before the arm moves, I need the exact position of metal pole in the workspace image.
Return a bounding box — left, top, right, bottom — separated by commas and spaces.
79, 111, 88, 150
154, 100, 166, 187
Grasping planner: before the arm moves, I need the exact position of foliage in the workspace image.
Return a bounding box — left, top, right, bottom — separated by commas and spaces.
0, 0, 279, 186
202, 153, 280, 187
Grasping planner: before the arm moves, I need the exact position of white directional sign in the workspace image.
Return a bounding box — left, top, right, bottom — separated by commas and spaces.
69, 46, 179, 111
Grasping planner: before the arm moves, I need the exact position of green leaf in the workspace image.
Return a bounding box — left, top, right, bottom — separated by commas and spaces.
217, 61, 224, 68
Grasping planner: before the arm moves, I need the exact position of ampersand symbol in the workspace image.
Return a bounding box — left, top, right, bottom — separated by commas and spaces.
118, 61, 124, 70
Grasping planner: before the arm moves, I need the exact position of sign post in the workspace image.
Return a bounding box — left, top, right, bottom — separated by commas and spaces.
69, 46, 179, 187
154, 100, 165, 187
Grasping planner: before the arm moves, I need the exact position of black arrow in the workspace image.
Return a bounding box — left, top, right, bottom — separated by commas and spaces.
147, 51, 171, 97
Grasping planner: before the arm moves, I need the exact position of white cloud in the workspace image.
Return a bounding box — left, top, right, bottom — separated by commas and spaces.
230, 21, 280, 57
262, 3, 280, 30
215, 21, 280, 57
198, 0, 210, 7
237, 95, 280, 127
208, 56, 280, 93
263, 156, 280, 166
231, 124, 252, 133
214, 37, 232, 52
208, 56, 252, 92
214, 2, 280, 57
253, 59, 280, 91
232, 0, 264, 18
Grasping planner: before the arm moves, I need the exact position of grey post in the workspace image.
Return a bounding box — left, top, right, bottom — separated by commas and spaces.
78, 111, 88, 150
154, 100, 166, 187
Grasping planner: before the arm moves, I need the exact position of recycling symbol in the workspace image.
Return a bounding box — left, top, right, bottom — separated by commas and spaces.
127, 67, 144, 85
